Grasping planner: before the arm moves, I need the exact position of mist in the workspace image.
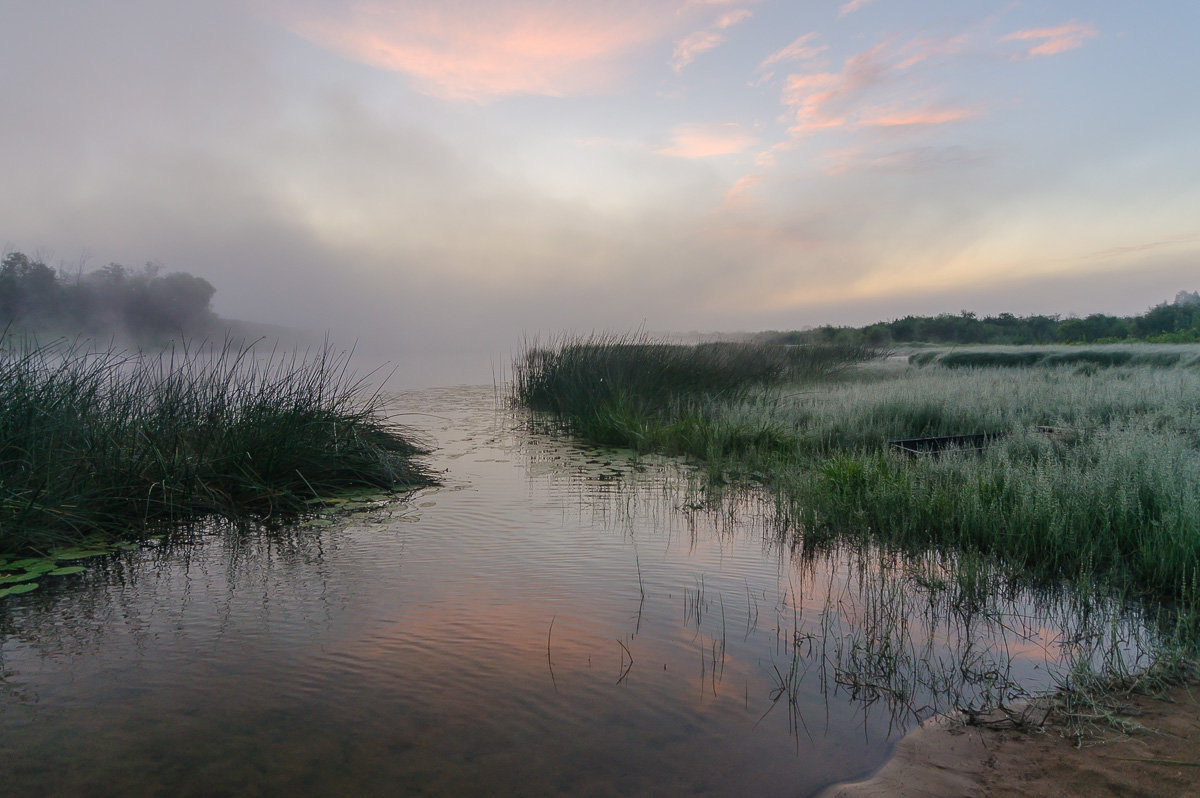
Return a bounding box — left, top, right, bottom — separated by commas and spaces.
3, 1, 1198, 383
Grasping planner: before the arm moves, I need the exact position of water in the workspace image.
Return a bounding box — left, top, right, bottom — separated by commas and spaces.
0, 385, 1152, 795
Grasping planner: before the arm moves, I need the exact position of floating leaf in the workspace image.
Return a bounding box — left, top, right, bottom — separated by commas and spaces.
5, 558, 46, 570
0, 582, 39, 597
47, 566, 87, 576
52, 550, 108, 561
0, 572, 39, 584
21, 561, 57, 575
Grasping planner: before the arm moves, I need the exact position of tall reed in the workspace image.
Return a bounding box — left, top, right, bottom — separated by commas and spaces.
515, 340, 1200, 615
0, 338, 434, 553
511, 333, 877, 448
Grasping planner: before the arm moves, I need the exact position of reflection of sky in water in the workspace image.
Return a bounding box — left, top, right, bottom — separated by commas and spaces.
0, 386, 1157, 796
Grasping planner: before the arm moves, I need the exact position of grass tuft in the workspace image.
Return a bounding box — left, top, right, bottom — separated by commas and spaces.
0, 337, 435, 554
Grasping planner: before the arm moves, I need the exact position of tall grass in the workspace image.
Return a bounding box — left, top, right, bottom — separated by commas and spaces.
721, 363, 1200, 606
911, 343, 1200, 370
515, 340, 1200, 614
0, 338, 435, 553
511, 333, 877, 448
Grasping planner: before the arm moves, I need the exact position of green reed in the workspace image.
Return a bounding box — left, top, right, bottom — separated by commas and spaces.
515, 340, 1200, 619
0, 337, 435, 553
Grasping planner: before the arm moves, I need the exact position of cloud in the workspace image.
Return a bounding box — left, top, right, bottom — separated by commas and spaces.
657, 123, 758, 158
269, 1, 689, 102
757, 32, 826, 78
716, 9, 753, 29
776, 36, 981, 136
838, 0, 875, 17
858, 105, 980, 128
671, 6, 753, 73
722, 174, 761, 207
672, 31, 727, 73
1002, 21, 1098, 58
821, 145, 984, 175
780, 41, 889, 133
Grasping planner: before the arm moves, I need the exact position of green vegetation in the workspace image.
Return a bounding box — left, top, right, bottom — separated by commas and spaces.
512, 334, 878, 448
513, 339, 1200, 623
761, 290, 1200, 346
0, 338, 435, 558
913, 344, 1200, 370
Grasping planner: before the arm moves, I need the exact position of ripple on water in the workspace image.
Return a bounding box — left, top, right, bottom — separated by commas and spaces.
0, 385, 1158, 796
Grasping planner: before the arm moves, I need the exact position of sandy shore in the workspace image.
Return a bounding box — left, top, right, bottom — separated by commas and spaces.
819, 683, 1200, 797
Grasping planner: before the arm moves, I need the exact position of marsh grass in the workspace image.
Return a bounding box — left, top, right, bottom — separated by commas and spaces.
0, 337, 435, 554
512, 333, 878, 449
911, 343, 1200, 371
516, 340, 1200, 621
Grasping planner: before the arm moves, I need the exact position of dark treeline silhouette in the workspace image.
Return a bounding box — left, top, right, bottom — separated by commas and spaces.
0, 251, 216, 338
762, 290, 1200, 346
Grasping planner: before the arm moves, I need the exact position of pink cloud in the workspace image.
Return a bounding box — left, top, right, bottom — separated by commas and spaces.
716, 9, 753, 29
671, 30, 727, 73
1002, 21, 1098, 58
268, 1, 709, 102
672, 7, 753, 73
838, 0, 875, 17
858, 105, 980, 128
718, 174, 763, 210
775, 35, 981, 137
758, 33, 826, 72
657, 123, 758, 158
781, 42, 889, 133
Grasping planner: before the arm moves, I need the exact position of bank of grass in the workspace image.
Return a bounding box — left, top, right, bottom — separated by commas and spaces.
513, 339, 1200, 616
0, 338, 435, 554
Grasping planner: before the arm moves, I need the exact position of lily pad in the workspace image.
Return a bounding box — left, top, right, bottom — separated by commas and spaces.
4, 558, 48, 570
0, 582, 39, 597
47, 566, 87, 576
52, 550, 109, 561
21, 561, 57, 575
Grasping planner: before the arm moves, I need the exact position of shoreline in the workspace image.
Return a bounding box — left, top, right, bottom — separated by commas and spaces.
819, 684, 1200, 797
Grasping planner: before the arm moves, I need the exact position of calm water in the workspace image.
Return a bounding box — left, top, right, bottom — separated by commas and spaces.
0, 385, 1142, 796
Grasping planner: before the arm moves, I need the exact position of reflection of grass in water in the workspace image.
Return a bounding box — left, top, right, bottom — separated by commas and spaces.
761, 544, 1185, 739
566, 455, 1193, 741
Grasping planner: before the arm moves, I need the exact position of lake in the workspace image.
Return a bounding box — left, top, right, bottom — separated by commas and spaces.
0, 384, 1147, 795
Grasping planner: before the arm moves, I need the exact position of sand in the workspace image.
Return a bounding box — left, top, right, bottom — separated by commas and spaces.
819, 683, 1200, 797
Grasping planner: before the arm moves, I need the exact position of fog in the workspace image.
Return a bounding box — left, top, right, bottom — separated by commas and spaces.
3, 1, 1198, 383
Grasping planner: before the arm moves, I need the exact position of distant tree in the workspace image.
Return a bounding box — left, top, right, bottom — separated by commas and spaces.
0, 251, 218, 338
0, 252, 62, 325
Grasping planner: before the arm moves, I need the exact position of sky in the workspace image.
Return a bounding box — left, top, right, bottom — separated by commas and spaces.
3, 0, 1198, 360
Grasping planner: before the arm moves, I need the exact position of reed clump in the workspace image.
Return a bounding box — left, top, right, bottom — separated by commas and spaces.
511, 334, 877, 449
0, 338, 435, 553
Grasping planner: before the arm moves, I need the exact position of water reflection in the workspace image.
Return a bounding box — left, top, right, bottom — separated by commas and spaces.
0, 385, 1163, 796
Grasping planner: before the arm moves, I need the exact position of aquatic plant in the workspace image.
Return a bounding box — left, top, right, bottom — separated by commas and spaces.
0, 337, 435, 555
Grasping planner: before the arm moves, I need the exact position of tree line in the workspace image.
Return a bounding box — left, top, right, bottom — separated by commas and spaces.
762, 290, 1200, 346
1, 251, 216, 338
